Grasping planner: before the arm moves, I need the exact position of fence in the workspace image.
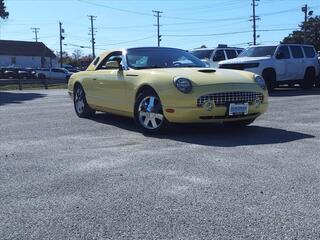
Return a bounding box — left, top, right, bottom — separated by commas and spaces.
0, 78, 68, 90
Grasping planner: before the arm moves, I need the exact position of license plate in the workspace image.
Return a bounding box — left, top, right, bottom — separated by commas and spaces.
229, 103, 249, 116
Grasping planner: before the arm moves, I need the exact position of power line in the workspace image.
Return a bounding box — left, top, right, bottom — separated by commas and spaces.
153, 10, 163, 47
88, 15, 97, 58
95, 35, 156, 47
163, 28, 298, 37
65, 35, 156, 50
77, 0, 152, 17
30, 27, 40, 42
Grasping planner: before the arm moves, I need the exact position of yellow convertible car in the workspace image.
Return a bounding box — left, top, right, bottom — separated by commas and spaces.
68, 47, 268, 134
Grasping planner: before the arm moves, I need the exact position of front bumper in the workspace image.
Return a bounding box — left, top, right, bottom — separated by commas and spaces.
160, 83, 268, 123
163, 102, 267, 123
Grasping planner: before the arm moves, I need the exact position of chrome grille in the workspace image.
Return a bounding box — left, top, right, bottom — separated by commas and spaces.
197, 91, 264, 107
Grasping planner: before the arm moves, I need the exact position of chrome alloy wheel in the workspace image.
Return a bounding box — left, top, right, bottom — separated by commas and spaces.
138, 96, 164, 130
74, 87, 85, 114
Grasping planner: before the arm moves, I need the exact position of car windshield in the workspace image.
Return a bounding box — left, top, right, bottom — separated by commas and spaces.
190, 50, 214, 59
238, 46, 277, 57
126, 48, 206, 69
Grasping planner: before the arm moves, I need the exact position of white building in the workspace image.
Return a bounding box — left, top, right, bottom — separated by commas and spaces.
0, 40, 58, 68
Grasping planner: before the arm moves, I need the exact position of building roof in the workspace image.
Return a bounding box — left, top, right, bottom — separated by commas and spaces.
0, 40, 56, 58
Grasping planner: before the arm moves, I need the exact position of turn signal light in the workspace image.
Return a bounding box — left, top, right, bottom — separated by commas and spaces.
165, 109, 175, 113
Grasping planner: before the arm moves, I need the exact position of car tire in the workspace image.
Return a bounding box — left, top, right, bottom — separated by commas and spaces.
316, 78, 320, 88
134, 90, 168, 134
224, 118, 255, 128
73, 84, 95, 118
301, 68, 315, 90
263, 69, 276, 93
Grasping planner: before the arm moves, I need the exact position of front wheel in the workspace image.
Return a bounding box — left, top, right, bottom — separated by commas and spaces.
134, 90, 168, 134
301, 68, 315, 90
263, 70, 276, 93
73, 85, 95, 118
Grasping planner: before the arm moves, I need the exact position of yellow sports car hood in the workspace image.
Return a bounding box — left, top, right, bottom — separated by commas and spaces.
149, 68, 256, 86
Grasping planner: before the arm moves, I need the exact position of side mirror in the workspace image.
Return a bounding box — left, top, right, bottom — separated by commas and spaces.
105, 61, 122, 70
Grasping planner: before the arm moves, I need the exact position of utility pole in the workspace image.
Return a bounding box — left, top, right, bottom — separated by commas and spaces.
250, 0, 260, 45
153, 10, 163, 47
59, 22, 65, 68
302, 4, 307, 43
31, 27, 40, 42
302, 5, 314, 43
88, 15, 97, 59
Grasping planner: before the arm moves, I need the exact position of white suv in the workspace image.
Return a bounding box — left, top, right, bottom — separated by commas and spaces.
190, 45, 243, 68
218, 44, 320, 91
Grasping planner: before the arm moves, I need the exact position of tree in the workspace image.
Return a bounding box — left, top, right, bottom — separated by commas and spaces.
72, 49, 83, 61
0, 0, 9, 19
55, 50, 92, 69
282, 16, 320, 50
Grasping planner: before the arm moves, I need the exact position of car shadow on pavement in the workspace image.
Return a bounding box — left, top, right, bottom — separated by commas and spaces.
270, 88, 320, 97
91, 113, 139, 132
157, 124, 314, 147
0, 92, 46, 106
91, 113, 314, 147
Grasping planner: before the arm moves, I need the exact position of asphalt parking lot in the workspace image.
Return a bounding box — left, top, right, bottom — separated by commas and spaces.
1, 89, 320, 239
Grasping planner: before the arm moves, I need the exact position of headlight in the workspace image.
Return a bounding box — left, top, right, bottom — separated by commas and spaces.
243, 63, 259, 68
255, 75, 266, 90
173, 77, 192, 93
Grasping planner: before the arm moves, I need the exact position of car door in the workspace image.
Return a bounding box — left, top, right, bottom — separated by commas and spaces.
289, 46, 305, 80
93, 52, 126, 111
51, 68, 64, 79
274, 45, 293, 81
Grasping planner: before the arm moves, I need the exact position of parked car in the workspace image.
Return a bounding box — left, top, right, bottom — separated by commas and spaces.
3, 67, 20, 79
0, 67, 37, 79
219, 44, 320, 91
190, 45, 244, 68
18, 68, 37, 79
35, 68, 72, 80
68, 47, 268, 134
62, 64, 80, 73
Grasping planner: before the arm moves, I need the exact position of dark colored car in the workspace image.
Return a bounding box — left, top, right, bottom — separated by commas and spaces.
0, 67, 6, 79
3, 67, 36, 79
4, 68, 19, 79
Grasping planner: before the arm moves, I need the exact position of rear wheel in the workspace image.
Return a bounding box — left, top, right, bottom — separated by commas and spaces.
134, 90, 168, 134
263, 69, 276, 92
301, 68, 315, 90
73, 84, 95, 118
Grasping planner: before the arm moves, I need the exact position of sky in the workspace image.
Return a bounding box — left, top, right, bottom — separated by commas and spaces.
1, 0, 320, 56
